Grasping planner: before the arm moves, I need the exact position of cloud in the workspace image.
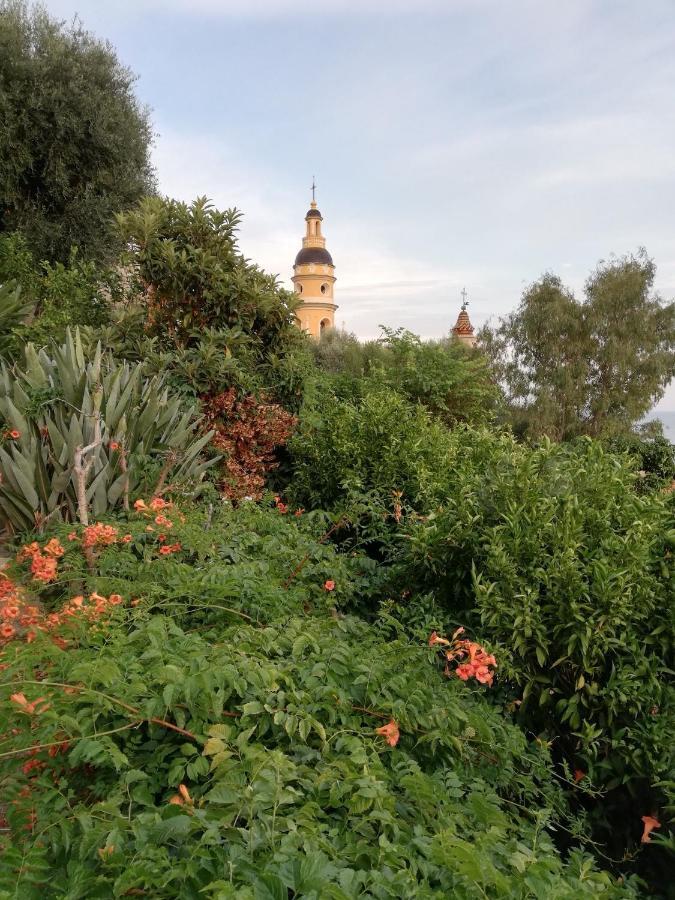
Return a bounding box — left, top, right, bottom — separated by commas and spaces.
409, 111, 675, 193
45, 0, 477, 21
339, 279, 443, 294
131, 0, 474, 16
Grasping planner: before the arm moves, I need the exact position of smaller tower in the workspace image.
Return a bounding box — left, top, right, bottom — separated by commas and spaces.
452, 288, 477, 348
292, 179, 337, 339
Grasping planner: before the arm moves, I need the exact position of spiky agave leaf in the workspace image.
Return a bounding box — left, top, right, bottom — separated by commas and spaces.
0, 281, 36, 361
0, 328, 217, 533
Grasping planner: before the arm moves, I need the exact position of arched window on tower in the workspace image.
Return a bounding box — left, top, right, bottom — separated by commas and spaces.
320, 283, 328, 294
320, 318, 331, 336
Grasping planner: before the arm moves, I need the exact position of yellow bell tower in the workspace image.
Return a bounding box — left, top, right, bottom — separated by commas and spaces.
292, 179, 337, 338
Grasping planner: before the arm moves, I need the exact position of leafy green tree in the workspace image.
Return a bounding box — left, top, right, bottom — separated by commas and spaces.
115, 196, 310, 403
377, 327, 499, 426
0, 0, 155, 263
313, 326, 499, 427
116, 197, 298, 348
481, 251, 675, 440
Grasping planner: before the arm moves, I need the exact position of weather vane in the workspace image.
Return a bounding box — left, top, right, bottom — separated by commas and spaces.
311, 176, 316, 203
461, 287, 469, 310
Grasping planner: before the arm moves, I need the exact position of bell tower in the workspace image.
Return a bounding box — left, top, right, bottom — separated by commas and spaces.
292, 179, 337, 338
452, 288, 477, 348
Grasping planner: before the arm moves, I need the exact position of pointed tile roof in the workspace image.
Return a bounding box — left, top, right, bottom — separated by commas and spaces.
452, 307, 475, 336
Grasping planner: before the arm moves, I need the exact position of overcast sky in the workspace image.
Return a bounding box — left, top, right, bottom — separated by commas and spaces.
45, 0, 675, 409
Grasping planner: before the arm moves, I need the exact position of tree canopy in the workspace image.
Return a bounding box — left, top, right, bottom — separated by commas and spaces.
480, 251, 675, 440
0, 0, 155, 263
115, 196, 302, 364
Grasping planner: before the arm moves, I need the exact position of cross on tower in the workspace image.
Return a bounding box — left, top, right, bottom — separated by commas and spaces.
461, 287, 469, 310
311, 176, 316, 203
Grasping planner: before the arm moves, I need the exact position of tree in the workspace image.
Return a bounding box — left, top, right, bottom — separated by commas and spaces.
115, 196, 301, 365
0, 0, 155, 263
114, 197, 310, 489
312, 326, 500, 426
377, 327, 499, 427
480, 251, 675, 440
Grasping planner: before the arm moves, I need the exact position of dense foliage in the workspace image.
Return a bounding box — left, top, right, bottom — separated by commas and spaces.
602, 432, 675, 494
0, 502, 639, 898
0, 0, 154, 263
115, 196, 302, 378
0, 232, 118, 358
312, 326, 499, 427
287, 379, 454, 515
480, 252, 675, 440
0, 279, 33, 360
396, 432, 674, 860
0, 230, 670, 894
202, 388, 297, 500
0, 8, 673, 892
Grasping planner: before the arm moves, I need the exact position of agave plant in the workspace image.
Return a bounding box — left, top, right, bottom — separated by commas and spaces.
0, 329, 216, 533
0, 281, 35, 361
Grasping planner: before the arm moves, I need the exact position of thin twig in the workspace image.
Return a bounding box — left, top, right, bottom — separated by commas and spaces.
350, 704, 390, 720
153, 453, 177, 497
119, 447, 130, 512
4, 680, 200, 740
283, 517, 347, 589
159, 599, 253, 622
0, 721, 141, 760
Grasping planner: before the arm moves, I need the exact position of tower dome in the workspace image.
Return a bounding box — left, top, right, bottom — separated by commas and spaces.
291, 180, 337, 339
294, 246, 334, 266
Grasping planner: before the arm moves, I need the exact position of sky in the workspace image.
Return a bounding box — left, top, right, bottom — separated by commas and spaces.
44, 0, 675, 411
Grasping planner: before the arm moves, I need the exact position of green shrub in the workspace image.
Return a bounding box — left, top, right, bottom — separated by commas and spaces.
602, 432, 675, 493
287, 378, 455, 514
376, 327, 499, 427
0, 232, 123, 359
313, 327, 499, 428
0, 231, 37, 289
0, 329, 214, 533
19, 250, 114, 348
398, 431, 674, 858
0, 502, 637, 898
